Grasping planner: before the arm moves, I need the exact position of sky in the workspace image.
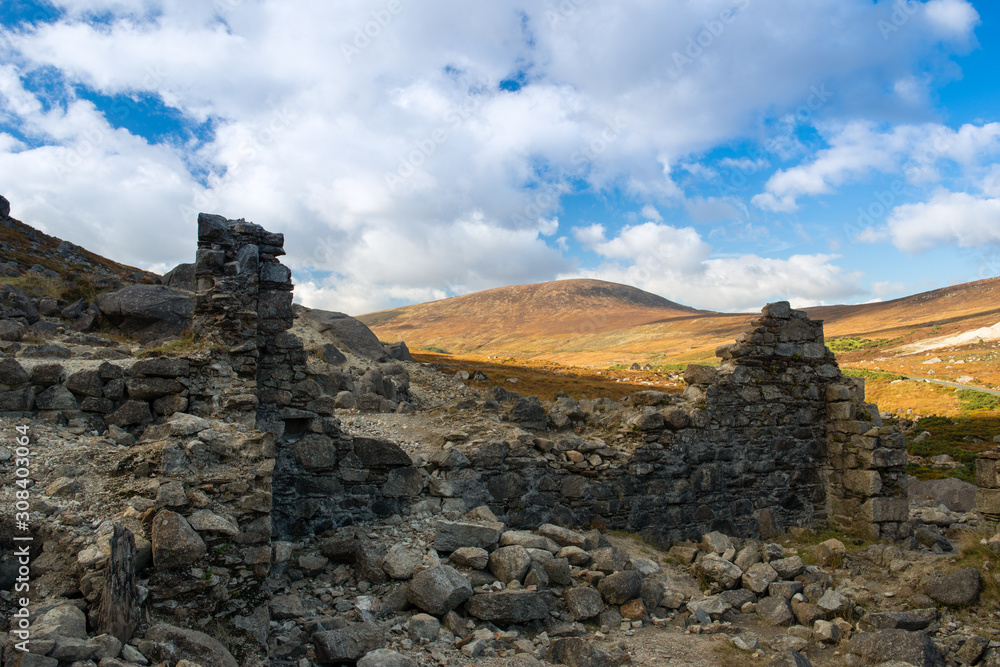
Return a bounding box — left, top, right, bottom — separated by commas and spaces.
1, 0, 999, 315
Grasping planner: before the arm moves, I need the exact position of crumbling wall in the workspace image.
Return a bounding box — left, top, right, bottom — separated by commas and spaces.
268, 297, 907, 547
978, 448, 1000, 531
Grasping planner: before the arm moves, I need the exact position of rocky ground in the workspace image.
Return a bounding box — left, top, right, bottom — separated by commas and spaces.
0, 270, 999, 667
1, 323, 999, 667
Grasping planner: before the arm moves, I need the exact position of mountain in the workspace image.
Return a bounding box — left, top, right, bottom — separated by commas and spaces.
0, 195, 158, 301
359, 276, 1000, 367
357, 278, 705, 359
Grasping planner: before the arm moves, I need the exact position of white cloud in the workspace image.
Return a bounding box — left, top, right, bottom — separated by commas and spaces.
883, 191, 1000, 254
0, 0, 984, 312
924, 0, 980, 39
754, 121, 1000, 211
639, 204, 662, 223
566, 222, 862, 311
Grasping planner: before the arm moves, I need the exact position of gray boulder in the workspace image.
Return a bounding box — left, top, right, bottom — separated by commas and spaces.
697, 553, 743, 589
406, 565, 473, 615
358, 648, 417, 667
151, 510, 207, 569
297, 306, 388, 361
465, 590, 555, 624
564, 586, 605, 621
434, 520, 504, 553
384, 341, 414, 362
0, 194, 9, 218
548, 637, 621, 667
768, 649, 813, 667
162, 263, 196, 291
313, 623, 386, 663
143, 623, 238, 667
597, 570, 642, 605
847, 629, 942, 667
909, 476, 978, 512
97, 285, 193, 342
924, 567, 980, 606
488, 545, 533, 583
756, 596, 793, 626
742, 562, 779, 594
322, 343, 348, 365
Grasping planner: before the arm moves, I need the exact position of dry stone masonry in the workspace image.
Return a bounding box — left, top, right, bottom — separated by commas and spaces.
0, 211, 920, 667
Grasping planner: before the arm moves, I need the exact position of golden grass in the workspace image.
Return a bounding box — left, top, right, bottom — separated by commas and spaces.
413, 351, 684, 402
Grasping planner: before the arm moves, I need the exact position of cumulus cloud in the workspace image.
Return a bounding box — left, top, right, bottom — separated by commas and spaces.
882, 191, 1000, 254
754, 121, 1000, 211
566, 222, 862, 312
0, 0, 986, 312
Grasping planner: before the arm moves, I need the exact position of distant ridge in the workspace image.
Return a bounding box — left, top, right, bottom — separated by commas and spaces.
358, 275, 1000, 366
358, 278, 703, 355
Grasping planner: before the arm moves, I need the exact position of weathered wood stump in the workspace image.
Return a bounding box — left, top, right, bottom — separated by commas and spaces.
98, 524, 140, 643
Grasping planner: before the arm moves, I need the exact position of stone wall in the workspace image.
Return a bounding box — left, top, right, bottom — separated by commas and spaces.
977, 448, 1000, 530
270, 299, 908, 547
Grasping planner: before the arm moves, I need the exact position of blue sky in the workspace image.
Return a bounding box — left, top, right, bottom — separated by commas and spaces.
1, 0, 998, 314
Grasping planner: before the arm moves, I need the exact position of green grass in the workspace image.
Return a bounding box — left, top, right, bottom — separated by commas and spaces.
906, 414, 1000, 483
828, 337, 892, 352
421, 346, 450, 354
957, 389, 1000, 412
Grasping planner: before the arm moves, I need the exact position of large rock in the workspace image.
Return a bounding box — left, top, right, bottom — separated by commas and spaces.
489, 545, 533, 583
35, 386, 78, 411
313, 624, 386, 663
770, 556, 805, 580
924, 567, 980, 606
756, 596, 794, 626
768, 649, 813, 667
96, 285, 193, 342
564, 586, 606, 621
358, 648, 417, 667
597, 570, 642, 605
847, 629, 943, 667
29, 604, 87, 639
0, 358, 29, 386
406, 565, 473, 615
162, 263, 196, 291
697, 553, 743, 589
742, 562, 779, 594
434, 521, 504, 553
384, 341, 414, 362
538, 524, 592, 549
909, 476, 978, 512
353, 437, 412, 468
297, 306, 388, 361
144, 623, 238, 667
548, 637, 621, 667
152, 510, 207, 569
590, 546, 630, 574
106, 400, 153, 427
126, 377, 183, 400
381, 544, 424, 580
465, 590, 555, 624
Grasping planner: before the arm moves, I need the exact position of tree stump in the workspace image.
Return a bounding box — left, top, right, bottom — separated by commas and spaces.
98, 524, 140, 643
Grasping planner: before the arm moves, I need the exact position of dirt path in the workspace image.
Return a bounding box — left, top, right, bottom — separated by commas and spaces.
903, 375, 1000, 397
